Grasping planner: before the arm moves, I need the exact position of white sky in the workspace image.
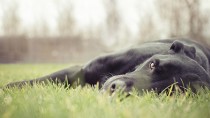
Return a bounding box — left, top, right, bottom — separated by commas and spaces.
0, 0, 155, 36
0, 0, 209, 40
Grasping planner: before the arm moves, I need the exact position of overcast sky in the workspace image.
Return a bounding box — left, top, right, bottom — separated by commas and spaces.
0, 0, 209, 41
0, 0, 156, 36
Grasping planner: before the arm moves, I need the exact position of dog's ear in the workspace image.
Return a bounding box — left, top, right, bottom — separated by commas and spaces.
184, 46, 196, 59
170, 41, 184, 53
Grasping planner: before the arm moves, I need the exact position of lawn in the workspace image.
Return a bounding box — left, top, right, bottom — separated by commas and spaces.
0, 64, 210, 118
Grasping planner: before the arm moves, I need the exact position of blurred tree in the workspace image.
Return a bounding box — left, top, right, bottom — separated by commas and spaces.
156, 0, 209, 42
103, 0, 121, 43
184, 0, 209, 40
57, 3, 75, 37
138, 14, 159, 42
1, 2, 20, 36
33, 20, 50, 37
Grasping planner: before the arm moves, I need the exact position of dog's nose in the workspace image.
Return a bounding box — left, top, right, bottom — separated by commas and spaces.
110, 80, 125, 93
109, 79, 134, 94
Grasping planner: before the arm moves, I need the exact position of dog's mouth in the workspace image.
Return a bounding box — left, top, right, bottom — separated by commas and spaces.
100, 86, 133, 98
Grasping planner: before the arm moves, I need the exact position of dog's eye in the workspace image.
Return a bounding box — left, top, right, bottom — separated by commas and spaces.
149, 62, 155, 70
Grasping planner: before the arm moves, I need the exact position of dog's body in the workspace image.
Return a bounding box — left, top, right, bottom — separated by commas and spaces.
5, 39, 210, 94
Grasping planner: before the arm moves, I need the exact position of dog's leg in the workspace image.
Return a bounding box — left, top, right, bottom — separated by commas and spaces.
4, 65, 84, 89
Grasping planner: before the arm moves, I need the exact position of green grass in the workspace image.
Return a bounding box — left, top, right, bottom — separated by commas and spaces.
0, 64, 210, 118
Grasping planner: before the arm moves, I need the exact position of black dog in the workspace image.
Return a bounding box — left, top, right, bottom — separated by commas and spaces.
5, 39, 210, 94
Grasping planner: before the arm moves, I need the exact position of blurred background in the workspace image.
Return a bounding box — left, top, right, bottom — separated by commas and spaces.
0, 0, 210, 63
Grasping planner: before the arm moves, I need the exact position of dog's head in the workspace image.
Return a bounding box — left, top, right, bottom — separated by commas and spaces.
101, 41, 210, 95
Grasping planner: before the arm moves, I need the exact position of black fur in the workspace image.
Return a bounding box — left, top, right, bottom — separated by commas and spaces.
4, 39, 210, 94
